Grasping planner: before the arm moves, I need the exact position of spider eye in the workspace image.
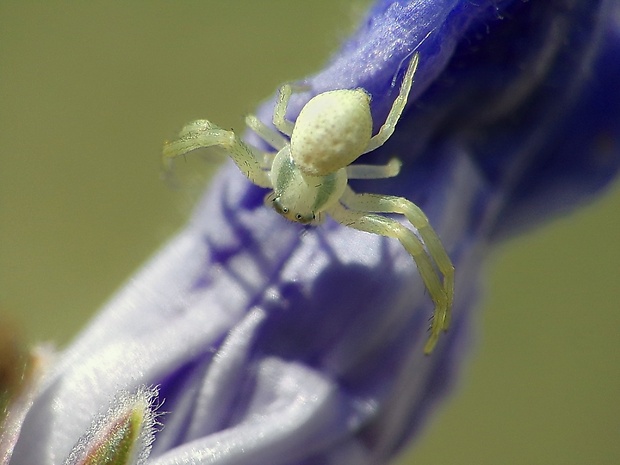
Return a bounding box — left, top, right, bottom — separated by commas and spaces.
313, 212, 325, 225
296, 214, 303, 220
271, 196, 289, 216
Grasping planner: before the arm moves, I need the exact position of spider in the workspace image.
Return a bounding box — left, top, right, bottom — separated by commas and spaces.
163, 53, 454, 354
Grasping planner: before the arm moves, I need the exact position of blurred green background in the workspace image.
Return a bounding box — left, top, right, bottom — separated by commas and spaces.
1, 2, 619, 464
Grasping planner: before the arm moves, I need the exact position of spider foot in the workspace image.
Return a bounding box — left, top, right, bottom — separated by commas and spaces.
423, 294, 451, 355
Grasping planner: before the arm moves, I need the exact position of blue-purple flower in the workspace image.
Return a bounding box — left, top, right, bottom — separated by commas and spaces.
3, 1, 619, 464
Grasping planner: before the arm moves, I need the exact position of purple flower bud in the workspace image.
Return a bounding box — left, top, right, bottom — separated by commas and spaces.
5, 1, 619, 464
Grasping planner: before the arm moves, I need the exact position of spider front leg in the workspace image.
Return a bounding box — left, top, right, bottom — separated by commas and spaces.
330, 186, 454, 354
273, 83, 311, 136
163, 119, 271, 188
364, 52, 419, 154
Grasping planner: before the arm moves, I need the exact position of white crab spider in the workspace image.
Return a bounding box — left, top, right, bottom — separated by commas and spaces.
163, 53, 454, 354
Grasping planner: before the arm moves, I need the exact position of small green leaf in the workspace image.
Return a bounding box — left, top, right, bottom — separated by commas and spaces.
65, 387, 159, 465
81, 408, 144, 465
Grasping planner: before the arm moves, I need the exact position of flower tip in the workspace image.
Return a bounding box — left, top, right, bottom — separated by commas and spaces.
65, 387, 160, 465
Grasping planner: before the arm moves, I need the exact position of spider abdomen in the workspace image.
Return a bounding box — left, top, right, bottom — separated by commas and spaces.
290, 89, 373, 176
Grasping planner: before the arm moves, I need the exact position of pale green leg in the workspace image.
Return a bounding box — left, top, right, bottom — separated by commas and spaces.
346, 158, 401, 179
273, 84, 295, 136
163, 119, 271, 188
245, 114, 288, 151
364, 53, 420, 153
336, 185, 454, 354
273, 83, 310, 136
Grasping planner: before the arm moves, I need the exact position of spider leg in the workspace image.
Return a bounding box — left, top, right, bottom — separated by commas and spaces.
346, 158, 401, 179
163, 119, 272, 188
273, 84, 296, 136
334, 186, 454, 354
245, 114, 288, 151
273, 83, 310, 137
364, 53, 419, 154
260, 152, 277, 170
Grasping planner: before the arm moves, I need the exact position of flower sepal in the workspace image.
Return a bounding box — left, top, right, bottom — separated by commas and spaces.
63, 388, 159, 465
